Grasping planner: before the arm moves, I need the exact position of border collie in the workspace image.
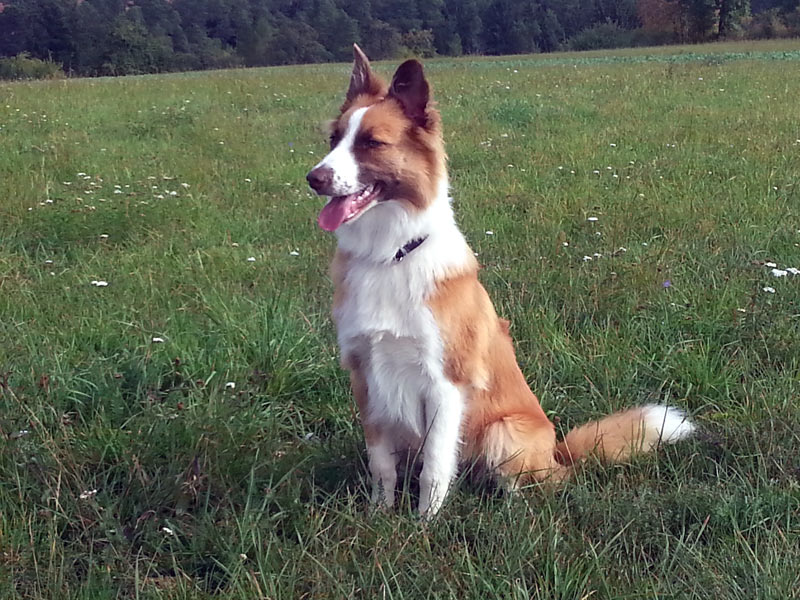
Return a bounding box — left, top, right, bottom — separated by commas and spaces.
306, 45, 695, 516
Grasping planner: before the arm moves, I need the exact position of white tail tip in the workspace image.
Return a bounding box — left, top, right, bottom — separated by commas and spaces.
642, 405, 696, 443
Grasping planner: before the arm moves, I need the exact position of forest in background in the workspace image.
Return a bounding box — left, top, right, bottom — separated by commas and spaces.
0, 0, 799, 77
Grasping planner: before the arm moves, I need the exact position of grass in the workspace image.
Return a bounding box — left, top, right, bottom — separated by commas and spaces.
1, 38, 800, 598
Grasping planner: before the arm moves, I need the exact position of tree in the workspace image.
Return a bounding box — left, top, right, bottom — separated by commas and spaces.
679, 0, 717, 39
638, 0, 685, 37
716, 0, 749, 36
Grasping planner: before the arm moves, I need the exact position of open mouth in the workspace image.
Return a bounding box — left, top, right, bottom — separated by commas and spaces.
318, 183, 383, 232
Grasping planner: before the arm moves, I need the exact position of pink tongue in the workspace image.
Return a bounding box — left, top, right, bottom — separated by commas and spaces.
318, 195, 356, 231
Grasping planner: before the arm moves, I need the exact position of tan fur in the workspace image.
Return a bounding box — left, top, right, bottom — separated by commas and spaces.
427, 265, 568, 485
554, 407, 666, 465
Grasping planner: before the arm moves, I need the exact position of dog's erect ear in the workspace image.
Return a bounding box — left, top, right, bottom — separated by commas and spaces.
345, 44, 382, 104
388, 59, 430, 128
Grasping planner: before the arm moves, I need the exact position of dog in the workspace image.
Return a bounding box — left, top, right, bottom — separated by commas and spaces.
306, 45, 695, 516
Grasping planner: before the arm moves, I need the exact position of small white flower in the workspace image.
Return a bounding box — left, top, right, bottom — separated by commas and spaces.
91, 280, 109, 287
595, 231, 602, 237
239, 553, 248, 560
609, 143, 616, 147
764, 261, 777, 268
161, 527, 174, 536
79, 489, 98, 500
99, 234, 109, 239
786, 267, 800, 275
593, 252, 602, 258
618, 247, 627, 253
736, 308, 746, 313
231, 242, 239, 248
225, 381, 236, 390
763, 286, 776, 293
77, 172, 86, 177
593, 170, 600, 174
485, 230, 494, 235
583, 256, 593, 262
642, 242, 649, 247
247, 257, 256, 262
244, 178, 252, 183
169, 191, 178, 196
587, 217, 599, 222
771, 269, 788, 278
44, 259, 53, 265
181, 183, 190, 188
289, 250, 300, 256
152, 337, 165, 343
562, 242, 569, 247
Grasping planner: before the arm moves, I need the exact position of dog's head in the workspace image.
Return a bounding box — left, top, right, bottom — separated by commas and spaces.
307, 45, 445, 232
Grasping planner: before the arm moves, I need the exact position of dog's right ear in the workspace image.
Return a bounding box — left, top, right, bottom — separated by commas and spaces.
344, 44, 384, 108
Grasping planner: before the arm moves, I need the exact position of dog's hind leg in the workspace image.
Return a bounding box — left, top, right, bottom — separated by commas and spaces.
481, 412, 569, 489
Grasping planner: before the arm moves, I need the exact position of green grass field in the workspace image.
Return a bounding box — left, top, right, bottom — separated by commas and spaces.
2, 39, 800, 598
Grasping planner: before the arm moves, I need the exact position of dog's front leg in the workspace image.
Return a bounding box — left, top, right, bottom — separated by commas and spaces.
418, 382, 463, 517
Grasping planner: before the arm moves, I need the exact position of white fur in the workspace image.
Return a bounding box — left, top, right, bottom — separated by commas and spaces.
642, 405, 696, 444
334, 178, 472, 515
313, 106, 367, 197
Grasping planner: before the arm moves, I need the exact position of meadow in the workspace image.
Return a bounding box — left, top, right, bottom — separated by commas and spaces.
1, 38, 799, 598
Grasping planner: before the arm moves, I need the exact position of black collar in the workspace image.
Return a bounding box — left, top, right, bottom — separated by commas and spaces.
393, 235, 428, 263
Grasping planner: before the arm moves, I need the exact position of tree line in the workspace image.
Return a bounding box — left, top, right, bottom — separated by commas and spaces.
0, 0, 799, 77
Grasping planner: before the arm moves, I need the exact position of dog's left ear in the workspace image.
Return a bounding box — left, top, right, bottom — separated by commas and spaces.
388, 59, 431, 128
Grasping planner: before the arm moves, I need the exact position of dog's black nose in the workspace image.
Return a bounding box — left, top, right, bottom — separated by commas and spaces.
307, 166, 333, 194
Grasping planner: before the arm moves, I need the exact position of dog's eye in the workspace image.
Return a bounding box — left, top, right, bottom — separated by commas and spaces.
329, 134, 340, 149
363, 138, 384, 149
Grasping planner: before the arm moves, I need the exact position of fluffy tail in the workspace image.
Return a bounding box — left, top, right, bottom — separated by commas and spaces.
554, 405, 695, 466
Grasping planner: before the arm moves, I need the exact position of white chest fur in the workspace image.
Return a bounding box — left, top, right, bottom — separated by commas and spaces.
333, 191, 472, 441
335, 253, 444, 440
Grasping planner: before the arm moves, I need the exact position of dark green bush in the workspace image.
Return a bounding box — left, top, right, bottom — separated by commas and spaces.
0, 53, 64, 80
568, 24, 678, 51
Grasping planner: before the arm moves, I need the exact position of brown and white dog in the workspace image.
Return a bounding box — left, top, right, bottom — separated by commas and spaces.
306, 45, 695, 516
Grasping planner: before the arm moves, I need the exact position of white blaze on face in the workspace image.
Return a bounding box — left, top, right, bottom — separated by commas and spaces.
313, 106, 369, 196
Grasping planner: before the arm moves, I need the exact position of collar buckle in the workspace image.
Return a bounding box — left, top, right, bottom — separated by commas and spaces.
393, 236, 428, 263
